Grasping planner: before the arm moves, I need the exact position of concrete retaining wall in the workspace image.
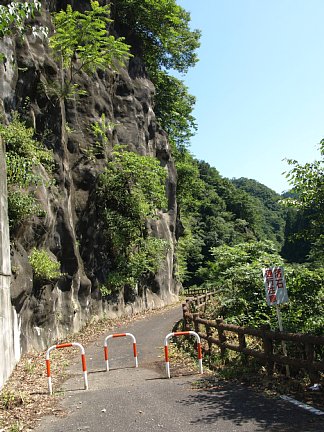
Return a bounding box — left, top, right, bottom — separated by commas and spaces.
0, 137, 20, 389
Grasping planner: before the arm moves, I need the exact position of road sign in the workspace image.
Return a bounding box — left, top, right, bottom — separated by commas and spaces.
262, 266, 289, 306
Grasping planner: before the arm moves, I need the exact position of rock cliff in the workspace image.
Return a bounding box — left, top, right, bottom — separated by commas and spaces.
0, 0, 179, 366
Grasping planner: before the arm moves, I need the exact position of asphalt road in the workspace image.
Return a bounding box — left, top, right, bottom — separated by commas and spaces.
35, 304, 323, 432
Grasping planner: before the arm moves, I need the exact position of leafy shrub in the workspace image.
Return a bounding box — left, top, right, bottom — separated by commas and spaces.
85, 114, 113, 160
284, 266, 324, 335
96, 146, 168, 291
104, 237, 169, 291
200, 240, 324, 335
0, 112, 53, 231
1, 112, 52, 168
28, 248, 61, 283
7, 191, 42, 230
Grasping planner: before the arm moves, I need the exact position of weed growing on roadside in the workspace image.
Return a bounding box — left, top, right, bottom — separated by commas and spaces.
8, 421, 23, 432
0, 389, 25, 410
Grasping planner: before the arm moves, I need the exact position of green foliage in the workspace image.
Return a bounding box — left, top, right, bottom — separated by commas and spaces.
282, 141, 324, 241
284, 266, 324, 335
112, 0, 200, 74
0, 388, 25, 410
199, 241, 323, 335
0, 113, 53, 230
49, 1, 131, 94
28, 248, 61, 282
175, 216, 204, 283
96, 146, 168, 291
175, 156, 283, 286
281, 141, 324, 265
7, 191, 42, 230
175, 149, 204, 212
232, 177, 286, 248
8, 423, 23, 432
0, 0, 41, 38
104, 237, 169, 290
172, 149, 204, 283
97, 146, 167, 223
91, 114, 111, 148
281, 207, 312, 263
0, 0, 46, 63
1, 113, 53, 183
198, 240, 282, 327
6, 153, 37, 187
154, 72, 197, 149
85, 114, 113, 161
197, 162, 265, 244
111, 0, 200, 151
306, 235, 324, 266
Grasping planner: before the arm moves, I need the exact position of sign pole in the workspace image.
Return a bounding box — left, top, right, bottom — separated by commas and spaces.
275, 304, 290, 377
263, 266, 290, 378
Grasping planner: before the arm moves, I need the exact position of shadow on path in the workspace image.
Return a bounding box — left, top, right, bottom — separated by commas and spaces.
177, 377, 324, 432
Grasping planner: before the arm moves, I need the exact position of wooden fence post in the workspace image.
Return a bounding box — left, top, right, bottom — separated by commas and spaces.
206, 323, 213, 367
238, 332, 248, 365
261, 324, 274, 376
182, 303, 191, 331
193, 313, 199, 334
305, 343, 320, 384
203, 294, 207, 313
216, 318, 226, 359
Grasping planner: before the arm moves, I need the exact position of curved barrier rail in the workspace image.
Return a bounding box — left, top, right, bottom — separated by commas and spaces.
164, 331, 203, 378
45, 342, 88, 395
104, 332, 138, 371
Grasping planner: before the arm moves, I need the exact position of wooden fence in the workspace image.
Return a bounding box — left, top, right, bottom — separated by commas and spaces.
182, 286, 208, 296
182, 292, 324, 382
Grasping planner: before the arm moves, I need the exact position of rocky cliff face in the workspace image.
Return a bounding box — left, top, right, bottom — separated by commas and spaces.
0, 1, 179, 359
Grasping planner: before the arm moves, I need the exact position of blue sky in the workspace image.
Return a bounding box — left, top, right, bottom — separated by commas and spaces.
177, 0, 324, 193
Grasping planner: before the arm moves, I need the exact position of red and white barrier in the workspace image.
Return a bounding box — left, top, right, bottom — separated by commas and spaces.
104, 332, 138, 371
164, 331, 203, 378
45, 342, 88, 395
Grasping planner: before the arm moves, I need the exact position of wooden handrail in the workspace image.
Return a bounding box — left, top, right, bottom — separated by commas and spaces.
182, 293, 324, 381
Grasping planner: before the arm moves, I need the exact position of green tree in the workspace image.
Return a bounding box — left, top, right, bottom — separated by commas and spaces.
49, 1, 131, 96
282, 141, 324, 264
284, 266, 324, 335
232, 177, 286, 248
281, 207, 312, 263
154, 72, 197, 149
95, 146, 168, 290
199, 241, 323, 334
198, 241, 283, 327
283, 141, 324, 240
111, 0, 200, 150
111, 0, 200, 74
174, 156, 280, 286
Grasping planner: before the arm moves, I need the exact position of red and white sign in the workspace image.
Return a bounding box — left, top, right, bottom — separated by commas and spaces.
262, 266, 288, 306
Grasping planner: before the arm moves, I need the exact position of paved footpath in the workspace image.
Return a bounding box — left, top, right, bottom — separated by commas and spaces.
35, 304, 323, 432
